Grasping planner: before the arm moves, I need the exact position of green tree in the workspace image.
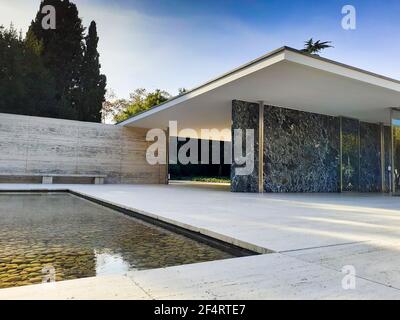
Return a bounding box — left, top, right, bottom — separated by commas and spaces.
301, 38, 333, 55
29, 0, 85, 119
101, 89, 130, 123
80, 21, 107, 122
0, 25, 55, 117
114, 89, 171, 123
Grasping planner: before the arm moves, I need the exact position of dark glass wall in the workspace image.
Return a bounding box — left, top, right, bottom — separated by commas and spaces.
169, 137, 231, 180
391, 108, 400, 193
384, 126, 392, 192
393, 122, 400, 194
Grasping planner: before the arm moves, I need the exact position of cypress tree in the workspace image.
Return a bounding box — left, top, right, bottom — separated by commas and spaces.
0, 25, 55, 117
80, 21, 106, 122
29, 0, 85, 120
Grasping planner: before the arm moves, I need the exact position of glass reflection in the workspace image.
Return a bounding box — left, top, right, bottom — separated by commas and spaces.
392, 112, 400, 195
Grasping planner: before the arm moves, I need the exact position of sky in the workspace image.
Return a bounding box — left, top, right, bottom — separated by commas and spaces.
1, 0, 400, 99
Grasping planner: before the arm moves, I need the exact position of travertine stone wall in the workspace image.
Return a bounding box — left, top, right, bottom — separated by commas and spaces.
0, 113, 166, 184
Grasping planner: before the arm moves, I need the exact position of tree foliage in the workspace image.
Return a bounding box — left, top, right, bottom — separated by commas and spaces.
0, 0, 106, 122
113, 89, 171, 123
301, 38, 333, 55
29, 0, 85, 119
80, 21, 107, 122
101, 89, 130, 123
0, 25, 56, 116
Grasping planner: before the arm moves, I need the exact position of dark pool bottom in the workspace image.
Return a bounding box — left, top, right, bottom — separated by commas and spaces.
0, 192, 255, 289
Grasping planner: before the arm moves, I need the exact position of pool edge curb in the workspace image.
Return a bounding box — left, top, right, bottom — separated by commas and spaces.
0, 189, 272, 256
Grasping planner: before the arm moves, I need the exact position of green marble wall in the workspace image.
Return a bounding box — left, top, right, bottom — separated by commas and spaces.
341, 118, 360, 192
231, 100, 389, 193
231, 100, 259, 193
359, 122, 382, 192
263, 105, 340, 193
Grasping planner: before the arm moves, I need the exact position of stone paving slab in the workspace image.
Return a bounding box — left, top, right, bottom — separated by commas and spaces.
63, 184, 400, 253
0, 275, 149, 300
285, 241, 400, 290
1, 183, 400, 299
1, 254, 400, 300
126, 254, 400, 300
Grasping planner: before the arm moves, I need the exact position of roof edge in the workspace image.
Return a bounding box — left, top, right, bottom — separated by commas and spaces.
117, 46, 400, 126
117, 46, 288, 126
285, 46, 400, 86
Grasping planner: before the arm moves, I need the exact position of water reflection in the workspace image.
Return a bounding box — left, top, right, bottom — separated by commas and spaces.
95, 250, 131, 276
0, 194, 233, 289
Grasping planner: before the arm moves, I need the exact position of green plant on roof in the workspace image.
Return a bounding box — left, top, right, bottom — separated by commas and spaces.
301, 38, 333, 55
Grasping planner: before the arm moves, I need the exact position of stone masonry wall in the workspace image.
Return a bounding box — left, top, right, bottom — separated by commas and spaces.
231, 100, 259, 193
0, 113, 166, 184
231, 100, 387, 193
263, 105, 340, 193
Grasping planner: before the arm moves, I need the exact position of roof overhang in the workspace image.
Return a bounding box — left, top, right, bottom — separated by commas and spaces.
118, 47, 400, 141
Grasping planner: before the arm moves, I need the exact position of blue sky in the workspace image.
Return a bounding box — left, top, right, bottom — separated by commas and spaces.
1, 0, 400, 98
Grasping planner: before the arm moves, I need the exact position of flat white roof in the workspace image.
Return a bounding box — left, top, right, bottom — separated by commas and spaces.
119, 47, 400, 140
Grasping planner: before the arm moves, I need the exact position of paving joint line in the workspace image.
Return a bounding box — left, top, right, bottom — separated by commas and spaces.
278, 241, 371, 254
127, 276, 155, 300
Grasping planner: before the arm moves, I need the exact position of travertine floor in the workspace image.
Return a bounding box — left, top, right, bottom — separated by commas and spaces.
1, 183, 400, 299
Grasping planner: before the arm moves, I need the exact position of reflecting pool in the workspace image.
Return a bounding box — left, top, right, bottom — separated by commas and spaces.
0, 193, 234, 289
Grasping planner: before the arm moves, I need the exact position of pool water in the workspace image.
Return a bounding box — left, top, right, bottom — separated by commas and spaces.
0, 193, 234, 289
